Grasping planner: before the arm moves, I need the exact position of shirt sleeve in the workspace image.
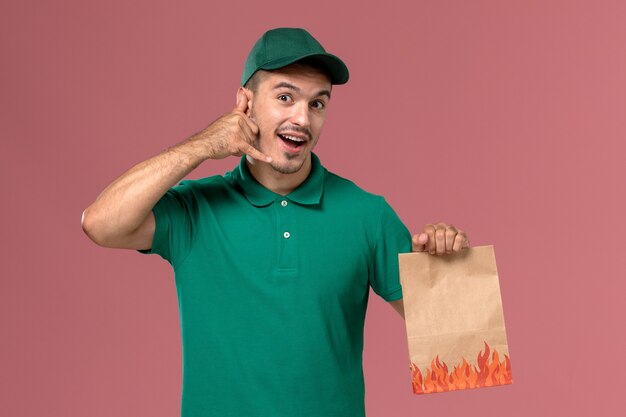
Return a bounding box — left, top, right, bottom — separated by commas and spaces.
137, 181, 195, 266
369, 197, 412, 302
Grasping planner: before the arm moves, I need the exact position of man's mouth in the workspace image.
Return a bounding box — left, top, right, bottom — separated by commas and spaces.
277, 133, 307, 151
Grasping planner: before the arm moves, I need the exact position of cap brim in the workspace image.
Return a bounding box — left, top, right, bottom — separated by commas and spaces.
259, 52, 349, 85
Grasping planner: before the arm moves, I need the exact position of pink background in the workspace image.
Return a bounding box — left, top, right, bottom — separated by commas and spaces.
2, 1, 624, 416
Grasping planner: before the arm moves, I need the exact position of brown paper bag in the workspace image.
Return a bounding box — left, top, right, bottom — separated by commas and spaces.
398, 245, 513, 394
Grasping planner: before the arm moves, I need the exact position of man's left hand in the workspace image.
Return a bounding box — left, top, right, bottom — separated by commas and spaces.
412, 222, 470, 255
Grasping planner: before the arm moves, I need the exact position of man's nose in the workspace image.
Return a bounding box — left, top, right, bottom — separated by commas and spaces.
289, 102, 310, 127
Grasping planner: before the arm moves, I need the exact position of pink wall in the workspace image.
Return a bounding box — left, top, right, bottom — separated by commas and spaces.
2, 1, 624, 416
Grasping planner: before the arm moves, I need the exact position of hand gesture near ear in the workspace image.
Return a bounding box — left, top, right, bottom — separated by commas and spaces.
188, 88, 272, 163
82, 88, 272, 250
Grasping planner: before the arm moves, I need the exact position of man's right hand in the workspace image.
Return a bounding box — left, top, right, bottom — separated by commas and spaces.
188, 88, 272, 163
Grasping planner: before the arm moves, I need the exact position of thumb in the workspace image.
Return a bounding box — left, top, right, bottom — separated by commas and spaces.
412, 233, 428, 252
235, 88, 249, 114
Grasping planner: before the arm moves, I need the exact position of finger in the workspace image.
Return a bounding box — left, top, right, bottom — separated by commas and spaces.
423, 224, 436, 254
445, 225, 458, 253
243, 114, 259, 136
452, 231, 469, 251
235, 89, 249, 114
237, 117, 258, 145
452, 233, 464, 251
412, 233, 428, 252
233, 92, 258, 136
462, 233, 470, 249
435, 225, 446, 255
238, 141, 272, 163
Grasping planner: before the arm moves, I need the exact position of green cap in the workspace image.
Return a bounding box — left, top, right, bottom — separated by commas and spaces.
241, 28, 349, 86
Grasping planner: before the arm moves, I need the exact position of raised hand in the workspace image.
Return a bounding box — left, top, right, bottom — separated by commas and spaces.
189, 88, 272, 163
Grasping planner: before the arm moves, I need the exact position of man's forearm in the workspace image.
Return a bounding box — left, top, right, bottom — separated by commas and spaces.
81, 136, 207, 246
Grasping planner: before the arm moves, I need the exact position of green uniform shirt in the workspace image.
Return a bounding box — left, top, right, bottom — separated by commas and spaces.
140, 153, 411, 417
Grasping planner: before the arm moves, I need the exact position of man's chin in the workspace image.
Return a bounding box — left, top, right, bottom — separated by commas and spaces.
270, 154, 308, 174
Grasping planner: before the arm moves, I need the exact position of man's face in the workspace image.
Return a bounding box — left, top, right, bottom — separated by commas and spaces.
246, 64, 332, 174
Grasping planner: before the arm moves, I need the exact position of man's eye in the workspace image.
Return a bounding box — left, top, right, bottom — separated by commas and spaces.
311, 100, 325, 110
278, 94, 292, 102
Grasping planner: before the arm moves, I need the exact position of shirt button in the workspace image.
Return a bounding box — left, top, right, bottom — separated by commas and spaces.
283, 231, 291, 239
281, 200, 288, 207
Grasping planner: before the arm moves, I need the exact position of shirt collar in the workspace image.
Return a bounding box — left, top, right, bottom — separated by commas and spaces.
232, 152, 326, 207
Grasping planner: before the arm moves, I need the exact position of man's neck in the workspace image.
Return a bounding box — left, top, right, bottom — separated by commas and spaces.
246, 156, 312, 196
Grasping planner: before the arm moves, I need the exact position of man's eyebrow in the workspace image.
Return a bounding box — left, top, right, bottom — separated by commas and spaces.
317, 89, 331, 100
273, 82, 300, 92
273, 82, 331, 100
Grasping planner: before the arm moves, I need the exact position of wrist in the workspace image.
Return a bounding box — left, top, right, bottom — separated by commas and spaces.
170, 139, 209, 170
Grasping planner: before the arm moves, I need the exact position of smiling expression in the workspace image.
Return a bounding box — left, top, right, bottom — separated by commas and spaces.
246, 63, 332, 175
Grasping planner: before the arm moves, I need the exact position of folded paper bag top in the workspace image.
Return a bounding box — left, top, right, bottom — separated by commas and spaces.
398, 245, 513, 394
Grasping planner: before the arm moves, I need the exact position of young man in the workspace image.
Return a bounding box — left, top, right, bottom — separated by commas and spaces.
82, 28, 469, 417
